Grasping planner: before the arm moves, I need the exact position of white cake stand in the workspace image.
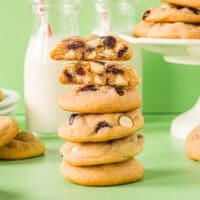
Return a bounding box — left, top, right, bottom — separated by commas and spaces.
119, 35, 200, 140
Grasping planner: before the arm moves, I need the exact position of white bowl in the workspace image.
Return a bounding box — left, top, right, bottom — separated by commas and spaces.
0, 89, 20, 109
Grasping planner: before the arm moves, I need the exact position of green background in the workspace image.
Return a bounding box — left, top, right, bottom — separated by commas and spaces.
0, 0, 200, 115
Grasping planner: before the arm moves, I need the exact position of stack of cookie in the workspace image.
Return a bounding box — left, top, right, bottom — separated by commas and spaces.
51, 35, 144, 186
133, 0, 200, 38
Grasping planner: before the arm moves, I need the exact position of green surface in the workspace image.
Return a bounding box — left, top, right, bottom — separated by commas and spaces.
1, 115, 200, 200
1, 0, 200, 115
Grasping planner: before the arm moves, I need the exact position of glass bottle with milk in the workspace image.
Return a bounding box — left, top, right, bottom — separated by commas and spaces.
24, 0, 80, 135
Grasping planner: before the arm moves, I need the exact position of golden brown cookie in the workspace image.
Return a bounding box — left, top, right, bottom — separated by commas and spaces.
185, 125, 200, 161
59, 110, 144, 142
161, 0, 200, 8
58, 86, 141, 114
142, 4, 200, 23
60, 158, 144, 186
0, 90, 3, 101
133, 21, 200, 39
50, 35, 132, 61
0, 116, 19, 147
0, 131, 45, 160
59, 61, 140, 88
60, 134, 144, 166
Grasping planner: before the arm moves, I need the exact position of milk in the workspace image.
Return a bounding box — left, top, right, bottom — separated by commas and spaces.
24, 36, 68, 134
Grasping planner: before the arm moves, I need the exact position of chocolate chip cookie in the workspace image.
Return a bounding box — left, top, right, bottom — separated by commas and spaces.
58, 85, 141, 113
60, 158, 144, 186
133, 21, 200, 39
60, 134, 144, 166
58, 110, 143, 142
161, 0, 200, 8
0, 131, 45, 160
185, 125, 200, 161
142, 4, 200, 23
51, 35, 132, 61
59, 61, 140, 87
0, 116, 19, 147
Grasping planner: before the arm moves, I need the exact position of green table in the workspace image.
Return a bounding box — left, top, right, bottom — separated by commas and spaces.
0, 115, 200, 200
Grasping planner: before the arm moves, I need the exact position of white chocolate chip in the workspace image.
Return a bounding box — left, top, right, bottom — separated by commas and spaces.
119, 116, 133, 128
90, 62, 104, 73
102, 49, 114, 57
71, 146, 79, 154
115, 75, 127, 85
87, 38, 101, 47
94, 75, 103, 84
65, 50, 75, 58
87, 51, 97, 59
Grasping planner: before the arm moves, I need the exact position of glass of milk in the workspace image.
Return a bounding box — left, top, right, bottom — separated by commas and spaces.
24, 0, 80, 135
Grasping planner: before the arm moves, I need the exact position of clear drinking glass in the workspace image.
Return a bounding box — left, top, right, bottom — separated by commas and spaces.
24, 0, 80, 135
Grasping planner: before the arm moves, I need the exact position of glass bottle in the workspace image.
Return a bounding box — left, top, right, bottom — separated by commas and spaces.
24, 0, 80, 135
91, 0, 142, 96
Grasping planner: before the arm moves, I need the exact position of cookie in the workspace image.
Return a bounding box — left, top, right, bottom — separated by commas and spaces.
59, 110, 144, 142
0, 131, 45, 160
142, 4, 200, 23
0, 116, 19, 147
59, 61, 140, 88
50, 35, 132, 61
133, 21, 200, 39
161, 0, 200, 8
58, 86, 141, 113
185, 125, 200, 161
0, 90, 3, 101
60, 158, 144, 186
60, 134, 144, 166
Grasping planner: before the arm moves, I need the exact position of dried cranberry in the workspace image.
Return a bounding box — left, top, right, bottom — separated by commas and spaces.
188, 7, 200, 14
117, 47, 128, 58
63, 70, 73, 82
67, 41, 85, 50
78, 85, 98, 92
142, 9, 151, 20
105, 65, 124, 74
69, 113, 79, 125
95, 121, 112, 133
85, 47, 95, 52
115, 87, 125, 96
76, 67, 85, 76
102, 36, 116, 48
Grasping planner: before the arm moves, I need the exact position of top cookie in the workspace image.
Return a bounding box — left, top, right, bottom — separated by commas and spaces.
50, 35, 132, 61
161, 0, 200, 8
143, 4, 200, 23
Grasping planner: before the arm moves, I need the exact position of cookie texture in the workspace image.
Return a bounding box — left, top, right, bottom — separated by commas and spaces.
161, 0, 200, 8
59, 61, 140, 87
60, 158, 144, 186
185, 125, 200, 161
0, 116, 19, 147
60, 134, 144, 166
0, 90, 3, 101
142, 4, 200, 23
0, 131, 45, 160
59, 110, 143, 142
51, 35, 132, 61
133, 21, 200, 39
58, 86, 141, 113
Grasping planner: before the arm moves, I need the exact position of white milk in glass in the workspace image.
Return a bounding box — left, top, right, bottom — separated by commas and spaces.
24, 36, 68, 134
